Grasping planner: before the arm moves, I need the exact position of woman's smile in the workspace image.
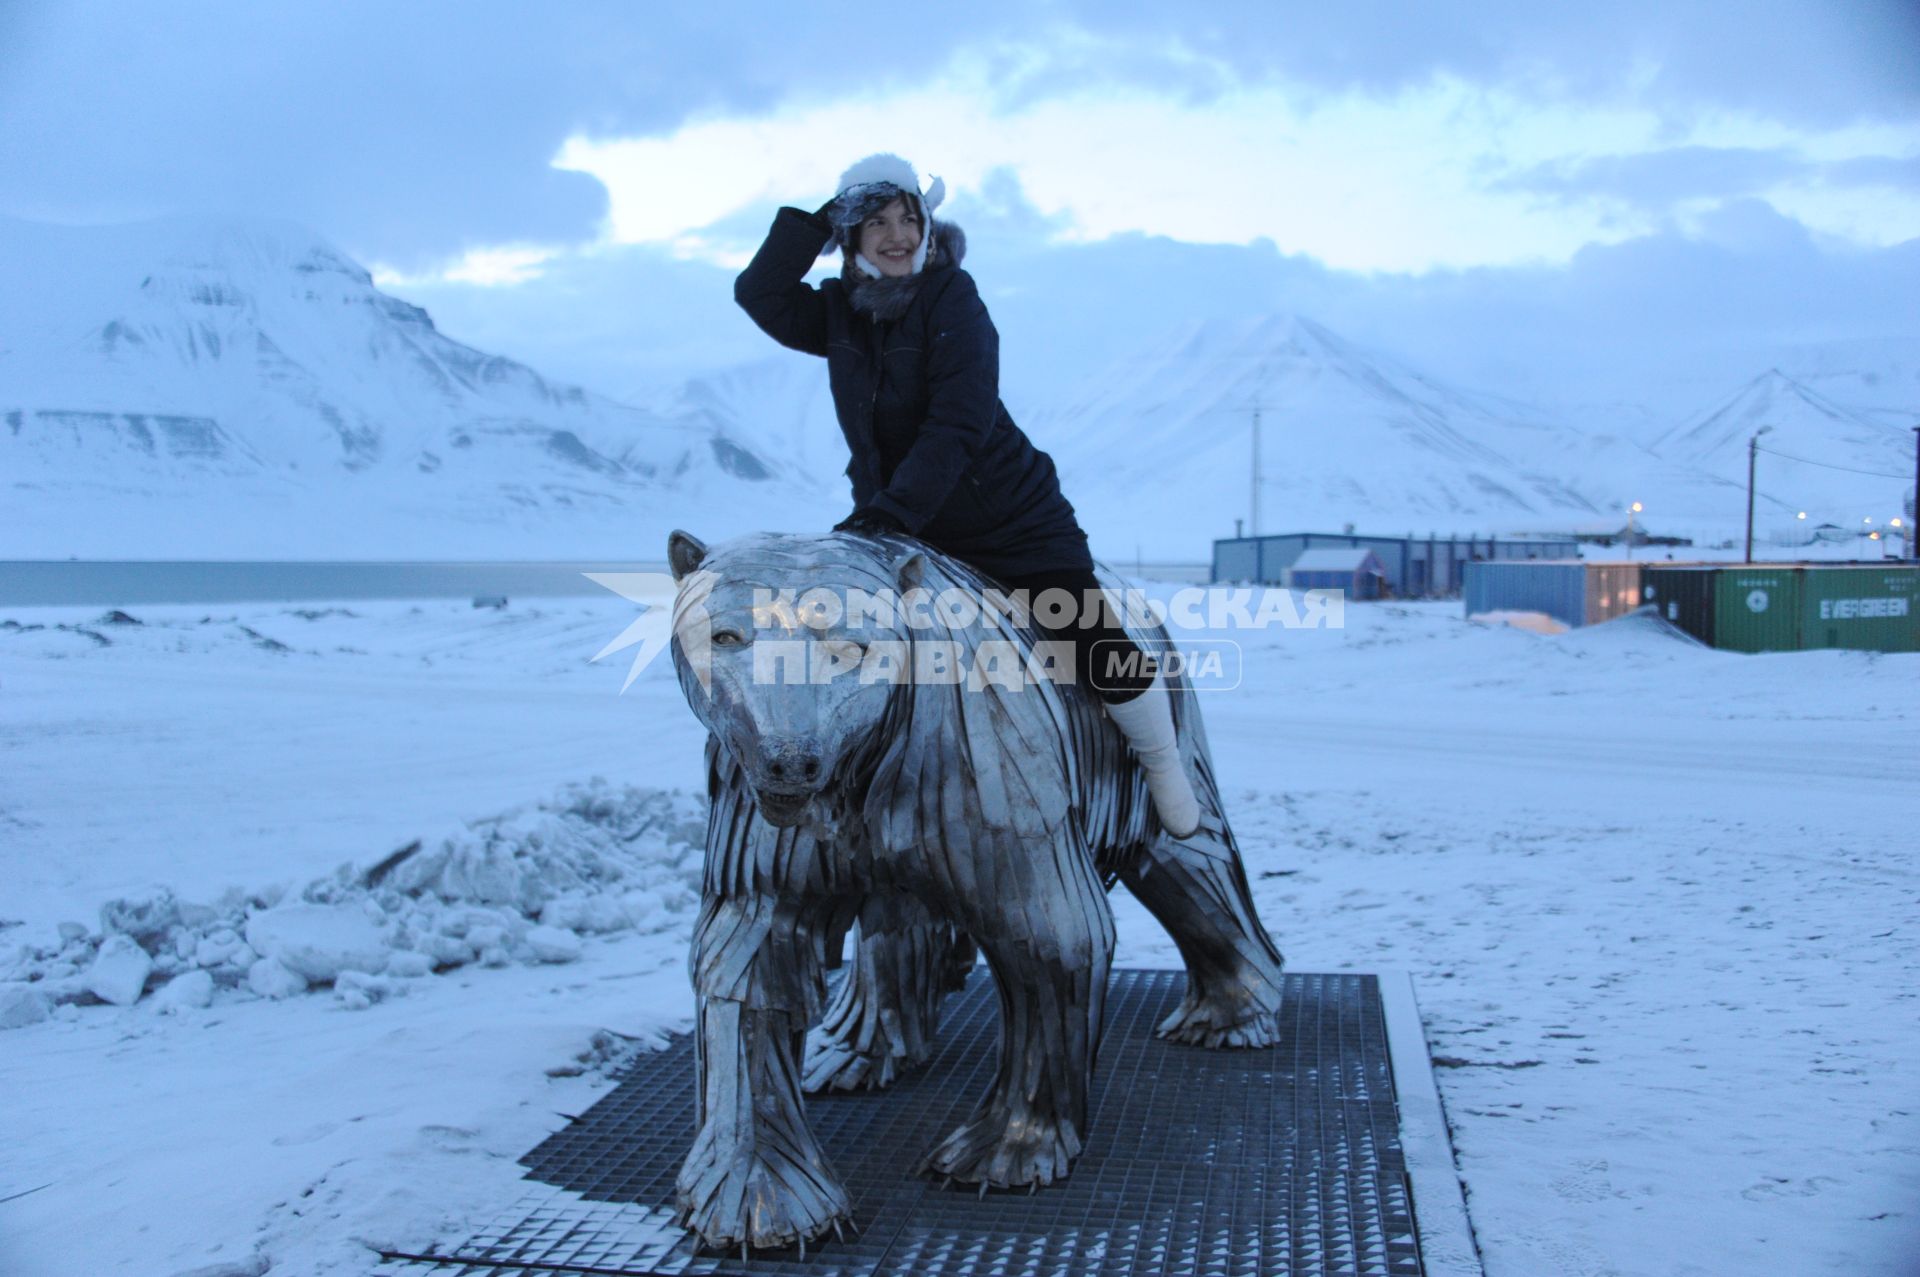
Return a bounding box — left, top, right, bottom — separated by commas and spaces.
859, 196, 922, 277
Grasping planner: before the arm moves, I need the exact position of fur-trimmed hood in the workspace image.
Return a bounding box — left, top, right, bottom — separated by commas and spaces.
843, 218, 968, 321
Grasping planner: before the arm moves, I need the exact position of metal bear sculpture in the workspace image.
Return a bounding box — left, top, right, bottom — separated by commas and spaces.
665, 529, 1285, 1253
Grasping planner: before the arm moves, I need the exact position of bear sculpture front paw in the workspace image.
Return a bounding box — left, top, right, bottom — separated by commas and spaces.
674, 1138, 853, 1253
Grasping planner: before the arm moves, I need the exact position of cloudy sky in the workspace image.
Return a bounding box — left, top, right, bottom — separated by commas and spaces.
3, 1, 1917, 412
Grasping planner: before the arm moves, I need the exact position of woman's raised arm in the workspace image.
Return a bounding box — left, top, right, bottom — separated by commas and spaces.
733, 206, 834, 357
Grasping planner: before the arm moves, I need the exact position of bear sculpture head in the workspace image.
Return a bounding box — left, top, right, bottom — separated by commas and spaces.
667, 529, 928, 830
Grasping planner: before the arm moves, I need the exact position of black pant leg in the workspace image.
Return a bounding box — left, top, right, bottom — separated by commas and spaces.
992, 567, 1154, 703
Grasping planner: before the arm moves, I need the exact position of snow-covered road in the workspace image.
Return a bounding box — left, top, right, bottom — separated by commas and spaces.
2, 593, 1915, 1275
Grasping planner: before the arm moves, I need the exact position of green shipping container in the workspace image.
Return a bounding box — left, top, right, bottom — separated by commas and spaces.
1640, 566, 1718, 646
1712, 567, 1804, 653
1799, 566, 1920, 653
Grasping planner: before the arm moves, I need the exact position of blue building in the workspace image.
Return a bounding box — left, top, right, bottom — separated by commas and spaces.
1211, 530, 1580, 597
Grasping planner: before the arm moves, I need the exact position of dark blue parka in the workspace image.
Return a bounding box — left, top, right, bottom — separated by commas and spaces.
733, 207, 1094, 580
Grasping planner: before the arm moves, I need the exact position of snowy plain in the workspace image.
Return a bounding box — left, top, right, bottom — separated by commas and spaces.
2, 582, 1917, 1277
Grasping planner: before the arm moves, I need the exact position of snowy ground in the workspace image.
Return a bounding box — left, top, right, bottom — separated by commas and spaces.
2, 586, 1917, 1276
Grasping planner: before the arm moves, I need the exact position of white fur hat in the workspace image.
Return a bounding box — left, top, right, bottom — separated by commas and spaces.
829, 152, 946, 277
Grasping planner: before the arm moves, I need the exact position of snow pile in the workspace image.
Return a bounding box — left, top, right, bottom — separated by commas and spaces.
0, 779, 705, 1018
1465, 608, 1569, 635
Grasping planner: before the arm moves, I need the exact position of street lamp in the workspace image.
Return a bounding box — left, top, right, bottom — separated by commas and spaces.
1626, 502, 1643, 560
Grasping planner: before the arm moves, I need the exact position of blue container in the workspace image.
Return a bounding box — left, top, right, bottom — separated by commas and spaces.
1464, 561, 1584, 628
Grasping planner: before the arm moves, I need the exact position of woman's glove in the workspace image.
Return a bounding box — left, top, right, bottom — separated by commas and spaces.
833, 506, 906, 536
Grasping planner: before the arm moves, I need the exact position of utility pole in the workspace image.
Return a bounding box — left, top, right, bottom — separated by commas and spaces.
1911, 425, 1919, 560
1745, 426, 1772, 564
1249, 406, 1262, 538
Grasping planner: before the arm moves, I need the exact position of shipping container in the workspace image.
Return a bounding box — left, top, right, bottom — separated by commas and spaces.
1544, 562, 1919, 653
1799, 566, 1919, 653
1640, 566, 1718, 646
1463, 561, 1583, 627
1712, 567, 1804, 653
1584, 563, 1645, 625
1462, 560, 1645, 628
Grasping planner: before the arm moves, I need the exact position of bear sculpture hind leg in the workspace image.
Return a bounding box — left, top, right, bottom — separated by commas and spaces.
917, 842, 1115, 1190
1121, 812, 1286, 1049
804, 897, 975, 1093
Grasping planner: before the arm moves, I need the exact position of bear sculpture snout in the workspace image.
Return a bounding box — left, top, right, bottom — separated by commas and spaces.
763, 741, 823, 787
752, 736, 827, 827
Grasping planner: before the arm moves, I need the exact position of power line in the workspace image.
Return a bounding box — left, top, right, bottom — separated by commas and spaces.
1754, 445, 1908, 480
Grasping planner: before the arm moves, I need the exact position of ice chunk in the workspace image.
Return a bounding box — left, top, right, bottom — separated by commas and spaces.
541, 893, 627, 934
384, 951, 433, 978
100, 889, 180, 945
334, 969, 410, 1009
247, 957, 309, 999
0, 983, 52, 1029
465, 923, 508, 953
195, 932, 242, 967
525, 925, 583, 963
86, 934, 154, 1005
245, 904, 389, 982
156, 969, 215, 1012
415, 932, 474, 968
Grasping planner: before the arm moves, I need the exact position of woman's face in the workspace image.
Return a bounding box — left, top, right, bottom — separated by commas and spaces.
856, 196, 923, 277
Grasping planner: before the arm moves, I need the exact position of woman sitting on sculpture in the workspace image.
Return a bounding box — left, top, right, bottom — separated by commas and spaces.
732, 152, 1200, 838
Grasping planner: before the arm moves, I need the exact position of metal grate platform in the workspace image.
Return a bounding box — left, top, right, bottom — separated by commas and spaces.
383, 969, 1428, 1277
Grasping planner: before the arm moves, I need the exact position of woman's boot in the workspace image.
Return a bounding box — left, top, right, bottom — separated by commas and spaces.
1102, 673, 1201, 838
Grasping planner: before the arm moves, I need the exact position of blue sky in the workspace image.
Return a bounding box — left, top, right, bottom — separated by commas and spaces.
3, 1, 1916, 408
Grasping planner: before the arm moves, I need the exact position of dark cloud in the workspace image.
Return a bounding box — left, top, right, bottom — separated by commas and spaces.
1492, 147, 1809, 209
0, 1, 1030, 265
1073, 0, 1920, 126
1492, 146, 1920, 210
2, 0, 1912, 274
1296, 199, 1920, 406
944, 166, 1078, 246
1822, 154, 1920, 191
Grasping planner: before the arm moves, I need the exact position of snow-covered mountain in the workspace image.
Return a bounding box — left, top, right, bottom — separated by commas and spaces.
0, 215, 833, 557
1770, 337, 1920, 429
1647, 370, 1913, 533
637, 356, 848, 498
7, 212, 1908, 561
1023, 314, 1674, 555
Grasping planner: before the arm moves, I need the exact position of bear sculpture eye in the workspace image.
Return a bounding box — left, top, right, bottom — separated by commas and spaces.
710, 629, 746, 648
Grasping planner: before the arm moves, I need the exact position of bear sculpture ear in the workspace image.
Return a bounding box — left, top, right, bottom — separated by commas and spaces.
895, 550, 926, 594
667, 530, 708, 582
